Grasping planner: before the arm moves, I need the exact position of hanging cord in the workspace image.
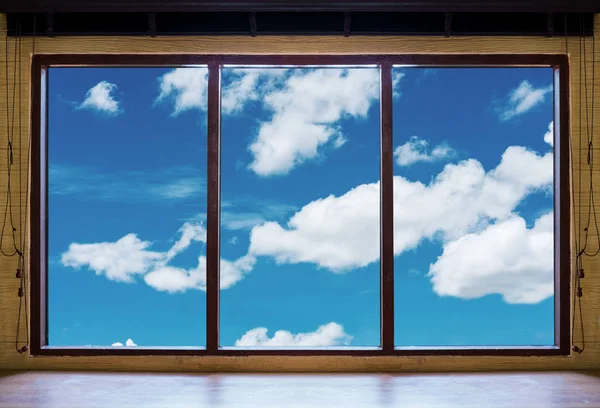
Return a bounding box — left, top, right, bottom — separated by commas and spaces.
578, 21, 599, 258
15, 15, 30, 354
565, 14, 583, 354
573, 14, 586, 354
16, 15, 35, 354
1, 18, 22, 258
3, 15, 35, 354
567, 14, 598, 355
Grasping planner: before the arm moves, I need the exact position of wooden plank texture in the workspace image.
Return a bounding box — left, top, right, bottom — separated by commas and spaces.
0, 371, 600, 408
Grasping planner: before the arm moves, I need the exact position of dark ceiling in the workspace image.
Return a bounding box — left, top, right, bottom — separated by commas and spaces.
4, 11, 594, 37
2, 0, 600, 13
2, 0, 598, 37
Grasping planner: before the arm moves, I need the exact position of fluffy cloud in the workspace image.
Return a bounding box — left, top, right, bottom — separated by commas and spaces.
249, 182, 380, 271
144, 254, 255, 293
111, 338, 137, 347
221, 68, 287, 114
166, 222, 207, 259
62, 222, 252, 292
157, 68, 209, 115
544, 121, 554, 147
61, 234, 163, 282
499, 80, 552, 121
245, 68, 380, 176
394, 136, 455, 166
78, 81, 121, 114
219, 255, 256, 289
429, 213, 554, 304
235, 322, 352, 347
250, 143, 552, 272
159, 68, 379, 175
156, 68, 285, 116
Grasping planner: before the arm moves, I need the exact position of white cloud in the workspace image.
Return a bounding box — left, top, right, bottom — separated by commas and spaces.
392, 71, 405, 98
332, 135, 348, 149
220, 68, 383, 176
111, 338, 137, 347
499, 80, 552, 121
544, 121, 554, 147
222, 70, 262, 113
62, 126, 554, 304
156, 68, 288, 116
394, 136, 455, 166
62, 221, 253, 292
61, 234, 163, 283
78, 81, 121, 114
235, 322, 352, 347
245, 68, 380, 176
229, 236, 239, 245
250, 143, 552, 273
157, 68, 209, 115
249, 129, 554, 304
166, 222, 207, 259
429, 213, 554, 304
249, 182, 380, 271
143, 263, 204, 293
222, 68, 287, 114
220, 255, 256, 289
144, 254, 255, 293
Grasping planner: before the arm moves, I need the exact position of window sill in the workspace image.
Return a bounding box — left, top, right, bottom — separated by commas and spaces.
31, 345, 568, 357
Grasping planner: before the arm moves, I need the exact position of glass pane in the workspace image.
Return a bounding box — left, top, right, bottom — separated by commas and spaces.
220, 67, 381, 348
48, 67, 208, 347
393, 67, 555, 347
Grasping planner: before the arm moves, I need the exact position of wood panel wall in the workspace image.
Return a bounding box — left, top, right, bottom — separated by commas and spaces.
0, 14, 599, 372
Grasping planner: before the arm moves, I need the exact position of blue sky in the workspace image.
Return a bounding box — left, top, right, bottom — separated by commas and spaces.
47, 65, 554, 348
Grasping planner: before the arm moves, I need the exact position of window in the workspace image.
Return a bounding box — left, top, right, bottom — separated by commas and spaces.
392, 67, 556, 347
46, 66, 209, 348
31, 55, 569, 356
219, 67, 381, 348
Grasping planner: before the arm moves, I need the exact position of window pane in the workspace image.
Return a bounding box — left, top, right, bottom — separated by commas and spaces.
393, 67, 555, 347
48, 67, 208, 347
220, 67, 381, 348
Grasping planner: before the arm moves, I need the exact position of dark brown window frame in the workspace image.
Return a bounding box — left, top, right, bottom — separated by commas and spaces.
30, 54, 570, 357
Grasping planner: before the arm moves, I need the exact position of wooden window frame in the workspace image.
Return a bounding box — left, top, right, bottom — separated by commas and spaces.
29, 54, 570, 357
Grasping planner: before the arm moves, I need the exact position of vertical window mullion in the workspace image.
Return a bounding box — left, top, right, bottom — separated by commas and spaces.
380, 62, 395, 352
206, 63, 221, 353
31, 59, 47, 354
555, 61, 571, 354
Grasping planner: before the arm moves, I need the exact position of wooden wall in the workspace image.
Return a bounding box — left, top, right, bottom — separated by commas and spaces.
1, 14, 599, 372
